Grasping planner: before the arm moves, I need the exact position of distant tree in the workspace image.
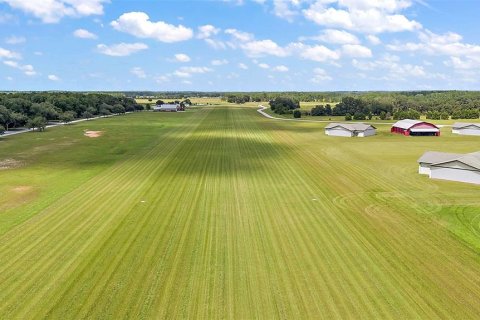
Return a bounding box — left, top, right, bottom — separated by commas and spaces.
293, 109, 301, 118
0, 124, 5, 135
345, 113, 352, 121
0, 105, 12, 131
156, 100, 164, 105
60, 111, 76, 124
379, 111, 387, 120
269, 97, 300, 114
353, 112, 366, 120
311, 105, 326, 116
82, 111, 93, 120
27, 116, 47, 132
112, 104, 125, 114
145, 103, 151, 110
31, 102, 59, 120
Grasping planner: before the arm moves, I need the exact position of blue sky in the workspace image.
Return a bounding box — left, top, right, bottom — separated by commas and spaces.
0, 0, 479, 91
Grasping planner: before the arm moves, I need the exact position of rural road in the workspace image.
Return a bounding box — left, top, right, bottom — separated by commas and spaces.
1, 112, 132, 138
257, 105, 451, 127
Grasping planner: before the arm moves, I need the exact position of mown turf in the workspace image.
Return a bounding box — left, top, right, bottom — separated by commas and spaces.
1, 106, 480, 319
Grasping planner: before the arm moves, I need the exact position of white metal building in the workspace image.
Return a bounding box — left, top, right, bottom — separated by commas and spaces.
417, 151, 480, 185
325, 123, 376, 137
153, 104, 179, 112
452, 122, 480, 136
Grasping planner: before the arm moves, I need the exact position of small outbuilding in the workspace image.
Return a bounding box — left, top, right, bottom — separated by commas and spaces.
452, 122, 480, 136
325, 123, 377, 137
417, 151, 480, 185
153, 104, 180, 112
391, 119, 440, 136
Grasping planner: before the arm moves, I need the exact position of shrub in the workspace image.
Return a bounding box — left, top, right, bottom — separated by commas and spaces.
293, 109, 301, 118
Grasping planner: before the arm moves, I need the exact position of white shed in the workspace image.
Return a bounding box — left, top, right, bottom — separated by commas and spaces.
452, 122, 480, 136
325, 123, 376, 137
417, 151, 480, 185
153, 104, 179, 112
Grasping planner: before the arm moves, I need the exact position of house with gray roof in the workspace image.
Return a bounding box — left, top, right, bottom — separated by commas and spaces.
325, 123, 376, 137
452, 122, 480, 136
417, 151, 480, 185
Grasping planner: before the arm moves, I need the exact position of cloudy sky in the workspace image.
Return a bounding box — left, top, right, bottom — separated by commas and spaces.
0, 0, 479, 91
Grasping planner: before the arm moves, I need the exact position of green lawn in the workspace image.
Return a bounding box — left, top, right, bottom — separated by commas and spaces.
1, 106, 480, 318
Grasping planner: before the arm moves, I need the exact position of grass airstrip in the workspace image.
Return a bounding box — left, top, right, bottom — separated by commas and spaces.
1, 105, 480, 318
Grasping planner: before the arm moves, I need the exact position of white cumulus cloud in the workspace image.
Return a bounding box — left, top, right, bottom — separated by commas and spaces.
174, 53, 191, 62
342, 44, 372, 58
312, 68, 332, 82
238, 63, 248, 70
111, 12, 193, 43
303, 0, 421, 34
173, 66, 213, 78
48, 74, 60, 81
211, 59, 228, 66
1, 0, 108, 23
299, 44, 340, 62
273, 65, 289, 72
0, 47, 21, 59
97, 42, 148, 57
197, 25, 220, 39
312, 29, 360, 44
241, 39, 289, 57
130, 67, 146, 78
73, 28, 97, 39
3, 60, 36, 76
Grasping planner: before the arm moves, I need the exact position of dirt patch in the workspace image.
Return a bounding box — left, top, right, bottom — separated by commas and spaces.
0, 158, 24, 170
84, 130, 104, 138
12, 186, 33, 193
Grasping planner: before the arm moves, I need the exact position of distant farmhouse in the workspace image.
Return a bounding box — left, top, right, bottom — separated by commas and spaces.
391, 119, 440, 136
153, 103, 184, 112
418, 151, 480, 185
325, 123, 376, 137
452, 122, 480, 136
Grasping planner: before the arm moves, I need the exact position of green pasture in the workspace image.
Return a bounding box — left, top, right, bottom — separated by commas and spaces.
1, 106, 480, 318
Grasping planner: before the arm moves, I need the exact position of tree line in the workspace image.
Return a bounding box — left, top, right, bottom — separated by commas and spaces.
0, 92, 143, 133
266, 91, 480, 120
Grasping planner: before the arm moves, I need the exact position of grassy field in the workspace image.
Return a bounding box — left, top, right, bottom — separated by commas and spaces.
1, 106, 480, 318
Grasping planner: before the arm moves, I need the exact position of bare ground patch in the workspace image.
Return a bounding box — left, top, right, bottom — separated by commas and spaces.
84, 130, 104, 138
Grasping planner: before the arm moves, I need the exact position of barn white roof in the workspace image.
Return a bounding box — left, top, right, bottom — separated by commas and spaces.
452, 122, 480, 130
325, 123, 376, 132
392, 119, 424, 129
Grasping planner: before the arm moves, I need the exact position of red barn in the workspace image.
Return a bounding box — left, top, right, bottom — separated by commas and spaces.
391, 119, 440, 136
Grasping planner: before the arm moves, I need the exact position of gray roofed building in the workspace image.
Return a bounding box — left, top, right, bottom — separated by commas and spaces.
153, 104, 179, 112
325, 123, 376, 137
417, 151, 480, 184
452, 122, 480, 136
